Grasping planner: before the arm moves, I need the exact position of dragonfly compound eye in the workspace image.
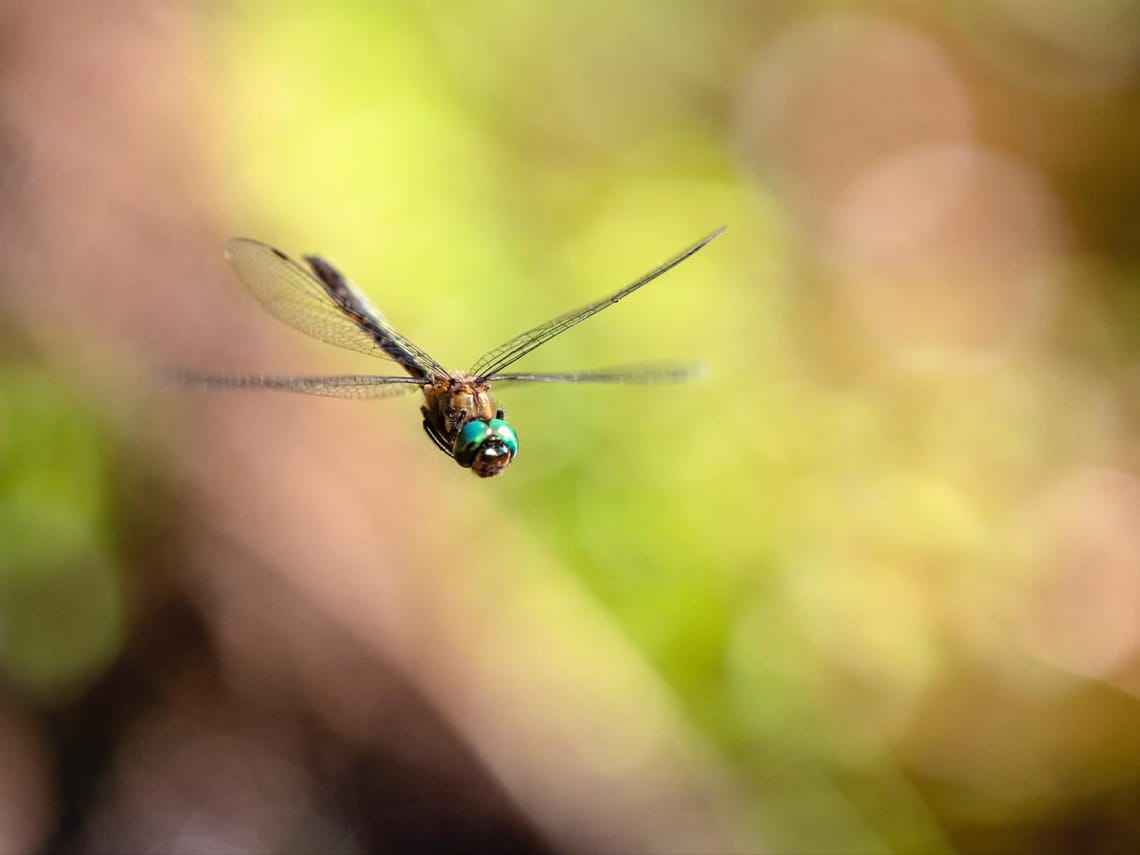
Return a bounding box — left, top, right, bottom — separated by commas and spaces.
454, 420, 492, 468
487, 419, 519, 457
469, 420, 518, 477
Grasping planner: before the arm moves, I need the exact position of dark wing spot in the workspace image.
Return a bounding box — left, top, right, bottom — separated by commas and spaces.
271, 247, 289, 260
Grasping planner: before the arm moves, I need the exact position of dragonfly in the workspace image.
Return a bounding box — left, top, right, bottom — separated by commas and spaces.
182, 227, 725, 477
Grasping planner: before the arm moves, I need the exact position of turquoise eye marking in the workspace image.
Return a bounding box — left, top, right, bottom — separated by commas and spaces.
454, 420, 492, 468
488, 418, 519, 457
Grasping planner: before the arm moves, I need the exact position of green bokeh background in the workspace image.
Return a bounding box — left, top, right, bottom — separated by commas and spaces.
3, 0, 1140, 852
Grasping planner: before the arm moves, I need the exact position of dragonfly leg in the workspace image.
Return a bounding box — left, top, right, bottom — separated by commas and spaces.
495, 408, 504, 420
422, 418, 452, 456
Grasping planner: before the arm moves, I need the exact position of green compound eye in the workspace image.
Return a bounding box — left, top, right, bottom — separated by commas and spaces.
488, 418, 519, 457
454, 420, 492, 468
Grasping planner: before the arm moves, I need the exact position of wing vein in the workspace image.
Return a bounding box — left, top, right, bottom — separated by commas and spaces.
470, 227, 724, 379
488, 364, 704, 385
225, 239, 449, 381
175, 371, 425, 400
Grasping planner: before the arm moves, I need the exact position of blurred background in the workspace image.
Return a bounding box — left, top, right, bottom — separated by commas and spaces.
1, 0, 1139, 852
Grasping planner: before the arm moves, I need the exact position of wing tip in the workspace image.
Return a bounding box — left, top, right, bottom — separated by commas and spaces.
223, 236, 245, 260
224, 237, 289, 263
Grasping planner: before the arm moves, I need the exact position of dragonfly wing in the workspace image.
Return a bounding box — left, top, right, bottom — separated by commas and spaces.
470, 227, 725, 379
176, 371, 426, 399
225, 239, 449, 381
488, 364, 704, 385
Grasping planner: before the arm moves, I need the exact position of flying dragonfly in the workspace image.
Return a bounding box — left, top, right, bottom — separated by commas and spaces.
182, 227, 725, 477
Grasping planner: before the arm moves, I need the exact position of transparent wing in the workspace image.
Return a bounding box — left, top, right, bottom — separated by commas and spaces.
225, 238, 449, 381
471, 227, 725, 379
175, 370, 425, 399
488, 364, 704, 385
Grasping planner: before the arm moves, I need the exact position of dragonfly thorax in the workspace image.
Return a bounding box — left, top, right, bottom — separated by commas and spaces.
422, 376, 497, 435
420, 376, 518, 477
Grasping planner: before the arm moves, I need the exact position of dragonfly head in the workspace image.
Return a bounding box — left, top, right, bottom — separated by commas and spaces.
454, 418, 519, 478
